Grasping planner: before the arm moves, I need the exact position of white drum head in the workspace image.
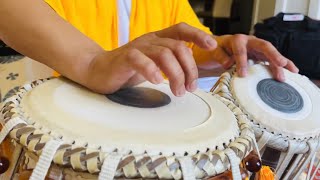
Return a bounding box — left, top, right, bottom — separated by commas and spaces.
19, 78, 239, 156
231, 64, 320, 139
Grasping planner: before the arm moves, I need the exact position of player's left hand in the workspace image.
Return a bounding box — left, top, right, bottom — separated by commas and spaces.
209, 34, 299, 81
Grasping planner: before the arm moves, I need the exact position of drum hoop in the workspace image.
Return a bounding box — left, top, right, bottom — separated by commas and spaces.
211, 65, 319, 153
0, 78, 255, 179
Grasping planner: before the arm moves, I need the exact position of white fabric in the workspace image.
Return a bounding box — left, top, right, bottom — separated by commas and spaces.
224, 148, 241, 180
20, 78, 239, 156
197, 77, 219, 92
178, 157, 196, 180
0, 117, 26, 144
231, 64, 320, 139
98, 152, 122, 180
30, 140, 63, 180
117, 0, 131, 46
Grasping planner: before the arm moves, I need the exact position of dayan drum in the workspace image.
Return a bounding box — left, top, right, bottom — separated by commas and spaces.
0, 55, 53, 104
212, 64, 320, 179
0, 78, 257, 180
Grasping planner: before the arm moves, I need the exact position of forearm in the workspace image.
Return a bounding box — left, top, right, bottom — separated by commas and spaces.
0, 0, 104, 85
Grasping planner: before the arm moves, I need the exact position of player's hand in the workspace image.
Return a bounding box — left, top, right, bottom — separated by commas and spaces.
210, 34, 299, 81
85, 23, 217, 96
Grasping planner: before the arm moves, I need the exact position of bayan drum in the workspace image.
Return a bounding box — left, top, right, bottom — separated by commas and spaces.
212, 64, 320, 179
0, 78, 256, 179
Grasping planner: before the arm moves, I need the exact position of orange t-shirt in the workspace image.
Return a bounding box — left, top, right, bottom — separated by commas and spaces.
45, 0, 212, 50
44, 0, 213, 76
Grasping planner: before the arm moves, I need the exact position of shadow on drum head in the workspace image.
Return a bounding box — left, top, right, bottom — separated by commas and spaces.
106, 87, 171, 108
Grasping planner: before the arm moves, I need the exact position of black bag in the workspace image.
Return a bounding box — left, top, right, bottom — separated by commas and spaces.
254, 13, 320, 79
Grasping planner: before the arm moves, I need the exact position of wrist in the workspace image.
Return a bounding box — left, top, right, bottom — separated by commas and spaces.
82, 49, 112, 92
69, 47, 105, 89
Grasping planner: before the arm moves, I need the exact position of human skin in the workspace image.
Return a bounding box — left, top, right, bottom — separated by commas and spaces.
0, 0, 298, 96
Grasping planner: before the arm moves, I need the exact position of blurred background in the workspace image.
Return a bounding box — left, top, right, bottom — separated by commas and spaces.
189, 0, 320, 35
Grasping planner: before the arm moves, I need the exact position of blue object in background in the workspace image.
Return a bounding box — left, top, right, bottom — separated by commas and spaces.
197, 77, 219, 92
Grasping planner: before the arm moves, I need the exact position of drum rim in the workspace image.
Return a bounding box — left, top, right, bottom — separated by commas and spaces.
0, 78, 255, 179
212, 64, 320, 152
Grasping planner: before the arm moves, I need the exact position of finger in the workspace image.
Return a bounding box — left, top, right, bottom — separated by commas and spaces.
269, 63, 285, 82
124, 48, 163, 85
285, 59, 299, 73
152, 38, 198, 92
211, 47, 234, 69
144, 45, 186, 96
154, 22, 217, 50
247, 37, 287, 67
123, 74, 146, 88
248, 51, 267, 62
230, 34, 248, 77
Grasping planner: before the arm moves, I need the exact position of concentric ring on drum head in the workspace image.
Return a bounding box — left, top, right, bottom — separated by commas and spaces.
256, 78, 304, 113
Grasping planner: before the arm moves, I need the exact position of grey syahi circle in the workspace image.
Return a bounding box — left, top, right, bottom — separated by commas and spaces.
257, 79, 303, 113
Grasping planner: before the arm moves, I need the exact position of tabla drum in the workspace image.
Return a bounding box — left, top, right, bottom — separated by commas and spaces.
0, 55, 53, 104
0, 78, 256, 180
212, 64, 320, 179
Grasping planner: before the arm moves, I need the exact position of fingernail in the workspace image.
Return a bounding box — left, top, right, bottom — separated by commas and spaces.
188, 48, 193, 55
187, 80, 197, 92
176, 86, 186, 97
206, 37, 216, 47
153, 72, 163, 84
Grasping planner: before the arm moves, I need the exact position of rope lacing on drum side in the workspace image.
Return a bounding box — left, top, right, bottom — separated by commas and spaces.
0, 117, 26, 144
0, 90, 28, 144
216, 95, 255, 180
99, 152, 122, 180
30, 139, 63, 180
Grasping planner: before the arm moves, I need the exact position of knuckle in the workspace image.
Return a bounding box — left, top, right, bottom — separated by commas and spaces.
174, 42, 188, 52
188, 66, 198, 78
176, 22, 188, 30
171, 69, 185, 83
233, 47, 246, 56
233, 34, 247, 41
275, 57, 287, 66
260, 40, 272, 49
136, 32, 156, 41
248, 35, 256, 39
144, 61, 157, 72
145, 32, 157, 38
158, 48, 173, 60
126, 48, 139, 61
